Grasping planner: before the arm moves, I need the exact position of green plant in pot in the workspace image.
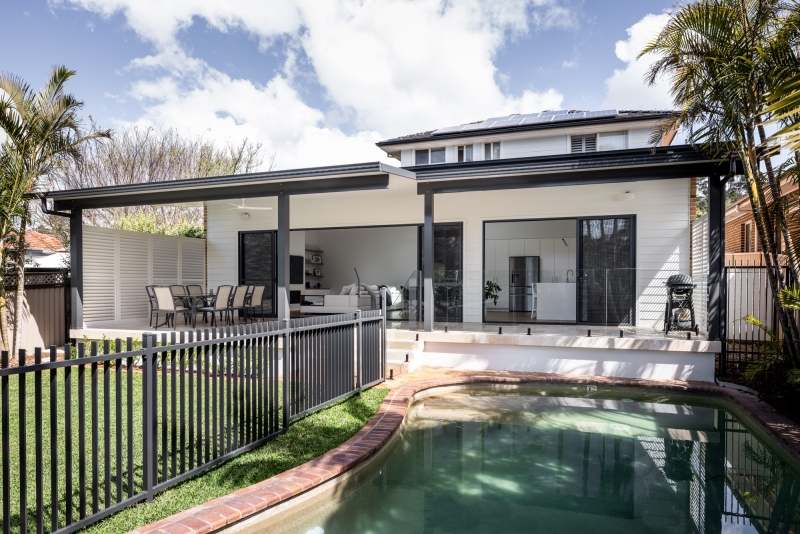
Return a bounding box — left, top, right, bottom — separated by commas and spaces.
484, 280, 501, 305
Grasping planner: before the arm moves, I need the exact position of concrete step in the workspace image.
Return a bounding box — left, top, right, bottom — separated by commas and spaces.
387, 348, 416, 364
386, 339, 423, 351
386, 330, 422, 342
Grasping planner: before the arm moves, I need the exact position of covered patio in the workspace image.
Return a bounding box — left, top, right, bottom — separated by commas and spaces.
41, 146, 737, 381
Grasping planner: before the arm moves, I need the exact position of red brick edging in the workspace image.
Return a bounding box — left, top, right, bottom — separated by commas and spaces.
131, 370, 800, 534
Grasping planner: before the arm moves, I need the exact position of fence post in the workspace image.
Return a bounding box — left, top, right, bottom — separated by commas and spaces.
356, 310, 363, 394
282, 320, 290, 431
142, 334, 156, 502
381, 288, 387, 382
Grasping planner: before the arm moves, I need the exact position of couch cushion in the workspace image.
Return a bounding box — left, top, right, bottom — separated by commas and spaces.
340, 284, 354, 295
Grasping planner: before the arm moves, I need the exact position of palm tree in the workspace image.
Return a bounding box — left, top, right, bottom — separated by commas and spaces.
640, 0, 800, 364
0, 66, 110, 354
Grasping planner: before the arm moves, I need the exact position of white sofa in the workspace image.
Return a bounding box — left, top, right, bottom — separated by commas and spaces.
300, 284, 402, 315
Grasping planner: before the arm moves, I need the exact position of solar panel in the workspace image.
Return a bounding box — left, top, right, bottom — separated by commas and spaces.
491, 119, 525, 128
520, 116, 553, 124
459, 122, 490, 131
540, 110, 568, 116
516, 113, 544, 120
585, 109, 617, 118
431, 125, 464, 135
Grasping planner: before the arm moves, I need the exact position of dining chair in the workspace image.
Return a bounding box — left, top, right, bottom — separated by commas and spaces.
196, 285, 233, 327
170, 285, 190, 325
243, 285, 267, 323
145, 285, 158, 327
152, 286, 190, 329
229, 285, 252, 324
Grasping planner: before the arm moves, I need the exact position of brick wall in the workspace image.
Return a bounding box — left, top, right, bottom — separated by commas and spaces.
725, 213, 756, 253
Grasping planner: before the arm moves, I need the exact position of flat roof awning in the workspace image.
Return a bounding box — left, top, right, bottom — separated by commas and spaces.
43, 162, 416, 210
413, 145, 739, 194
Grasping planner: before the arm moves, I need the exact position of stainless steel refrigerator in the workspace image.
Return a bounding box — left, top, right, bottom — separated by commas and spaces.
509, 256, 539, 312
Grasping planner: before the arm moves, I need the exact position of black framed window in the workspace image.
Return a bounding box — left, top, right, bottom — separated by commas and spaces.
238, 231, 277, 317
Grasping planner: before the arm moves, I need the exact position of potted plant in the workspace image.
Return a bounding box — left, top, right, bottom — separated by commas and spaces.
484, 280, 501, 305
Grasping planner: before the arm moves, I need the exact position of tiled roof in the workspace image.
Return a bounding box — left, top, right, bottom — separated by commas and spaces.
11, 231, 65, 251
377, 109, 677, 146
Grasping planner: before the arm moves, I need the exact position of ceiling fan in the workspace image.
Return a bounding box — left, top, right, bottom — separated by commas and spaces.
227, 199, 273, 211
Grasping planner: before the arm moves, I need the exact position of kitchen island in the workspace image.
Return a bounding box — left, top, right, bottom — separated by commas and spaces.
535, 283, 576, 321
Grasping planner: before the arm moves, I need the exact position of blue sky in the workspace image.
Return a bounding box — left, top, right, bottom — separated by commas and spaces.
2, 0, 677, 168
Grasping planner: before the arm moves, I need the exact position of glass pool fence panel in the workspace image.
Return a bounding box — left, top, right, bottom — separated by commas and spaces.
285, 308, 386, 423
0, 311, 386, 533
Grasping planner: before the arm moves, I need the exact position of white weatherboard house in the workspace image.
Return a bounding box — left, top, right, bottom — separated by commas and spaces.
42, 110, 734, 383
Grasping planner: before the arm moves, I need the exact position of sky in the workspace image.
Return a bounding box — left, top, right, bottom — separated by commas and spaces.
2, 0, 679, 170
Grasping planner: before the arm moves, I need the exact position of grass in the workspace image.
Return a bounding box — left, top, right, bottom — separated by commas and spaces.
0, 366, 388, 533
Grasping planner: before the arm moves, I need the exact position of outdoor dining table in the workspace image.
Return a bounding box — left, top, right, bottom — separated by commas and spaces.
177, 293, 217, 329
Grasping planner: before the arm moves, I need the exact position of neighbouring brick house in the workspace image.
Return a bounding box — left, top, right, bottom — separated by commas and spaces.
724, 181, 797, 255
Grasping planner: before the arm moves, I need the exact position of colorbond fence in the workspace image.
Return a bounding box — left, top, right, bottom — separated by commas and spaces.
0, 307, 385, 533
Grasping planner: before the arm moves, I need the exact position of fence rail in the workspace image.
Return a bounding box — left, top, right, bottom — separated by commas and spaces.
722, 260, 792, 368
0, 301, 386, 533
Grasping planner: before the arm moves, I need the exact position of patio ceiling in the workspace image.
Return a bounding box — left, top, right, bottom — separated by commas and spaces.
413, 145, 740, 194
43, 162, 415, 210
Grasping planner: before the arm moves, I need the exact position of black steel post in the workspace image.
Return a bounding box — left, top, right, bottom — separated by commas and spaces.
277, 194, 290, 325
70, 208, 83, 332
423, 192, 434, 332
708, 174, 727, 373
142, 334, 156, 502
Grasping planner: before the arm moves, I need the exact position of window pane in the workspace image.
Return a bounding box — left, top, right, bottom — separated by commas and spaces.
484, 143, 491, 160
598, 131, 627, 151
493, 143, 500, 159
415, 149, 429, 165
431, 148, 446, 164
457, 146, 464, 162
465, 145, 473, 162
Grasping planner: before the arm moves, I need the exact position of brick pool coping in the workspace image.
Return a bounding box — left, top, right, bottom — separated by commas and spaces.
130, 369, 800, 534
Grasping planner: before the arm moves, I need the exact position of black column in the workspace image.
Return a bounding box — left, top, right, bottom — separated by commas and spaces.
708, 175, 726, 368
423, 193, 434, 332
69, 209, 83, 331
276, 194, 290, 325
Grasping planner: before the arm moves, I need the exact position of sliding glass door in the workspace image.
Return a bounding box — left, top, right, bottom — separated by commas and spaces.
418, 223, 463, 323
238, 231, 277, 317
577, 217, 635, 325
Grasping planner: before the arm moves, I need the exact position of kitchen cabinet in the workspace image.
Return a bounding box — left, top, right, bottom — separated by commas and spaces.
524, 239, 540, 256
539, 238, 555, 282
495, 240, 509, 309
554, 238, 569, 281
509, 239, 525, 257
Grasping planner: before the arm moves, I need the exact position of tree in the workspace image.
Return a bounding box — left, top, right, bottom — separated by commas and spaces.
0, 66, 110, 354
640, 0, 800, 364
45, 126, 269, 231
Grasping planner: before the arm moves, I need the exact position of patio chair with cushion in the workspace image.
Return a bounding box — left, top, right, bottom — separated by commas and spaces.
243, 285, 267, 323
152, 286, 191, 330
170, 285, 190, 325
196, 285, 233, 327
145, 285, 158, 327
229, 285, 252, 325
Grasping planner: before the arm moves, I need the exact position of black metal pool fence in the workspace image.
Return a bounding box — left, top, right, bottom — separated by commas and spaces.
0, 309, 386, 533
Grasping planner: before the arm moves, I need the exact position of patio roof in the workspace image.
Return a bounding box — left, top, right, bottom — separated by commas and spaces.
414, 145, 740, 194
42, 162, 415, 210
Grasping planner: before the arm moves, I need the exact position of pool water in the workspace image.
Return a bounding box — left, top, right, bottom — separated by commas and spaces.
258, 385, 800, 534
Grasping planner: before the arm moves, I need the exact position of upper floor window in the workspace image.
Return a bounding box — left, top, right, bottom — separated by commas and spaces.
484, 142, 500, 160
571, 134, 596, 153
457, 144, 473, 162
415, 149, 429, 165
431, 147, 446, 164
598, 131, 627, 151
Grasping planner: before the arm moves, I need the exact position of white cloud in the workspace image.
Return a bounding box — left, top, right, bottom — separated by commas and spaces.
602, 13, 673, 110
58, 0, 573, 168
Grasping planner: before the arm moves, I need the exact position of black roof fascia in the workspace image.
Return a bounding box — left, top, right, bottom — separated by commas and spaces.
45, 162, 405, 210
413, 145, 740, 194
376, 112, 676, 147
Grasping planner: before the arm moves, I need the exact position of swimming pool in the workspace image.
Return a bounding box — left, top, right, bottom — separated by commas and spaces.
237, 384, 800, 533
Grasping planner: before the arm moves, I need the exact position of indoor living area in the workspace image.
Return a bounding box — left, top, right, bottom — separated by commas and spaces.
483, 216, 635, 327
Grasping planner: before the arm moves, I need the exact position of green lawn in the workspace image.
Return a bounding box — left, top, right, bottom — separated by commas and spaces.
1, 366, 388, 533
